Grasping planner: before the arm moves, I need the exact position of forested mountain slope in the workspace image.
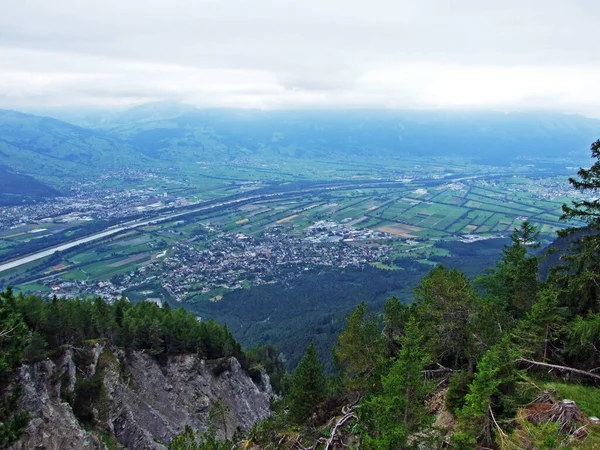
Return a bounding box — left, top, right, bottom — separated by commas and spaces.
0, 109, 152, 187
0, 167, 60, 205
2, 137, 600, 449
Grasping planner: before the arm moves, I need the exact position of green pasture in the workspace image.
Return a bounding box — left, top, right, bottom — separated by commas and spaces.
60, 268, 90, 281
17, 282, 50, 293
77, 254, 151, 280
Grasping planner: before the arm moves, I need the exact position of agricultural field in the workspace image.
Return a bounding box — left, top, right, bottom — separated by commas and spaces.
1, 164, 581, 306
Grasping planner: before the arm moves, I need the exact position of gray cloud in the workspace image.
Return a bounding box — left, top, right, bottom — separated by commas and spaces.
1, 0, 600, 115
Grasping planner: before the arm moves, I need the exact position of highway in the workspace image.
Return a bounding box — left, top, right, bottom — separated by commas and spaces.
0, 193, 269, 274
0, 173, 498, 275
0, 187, 320, 274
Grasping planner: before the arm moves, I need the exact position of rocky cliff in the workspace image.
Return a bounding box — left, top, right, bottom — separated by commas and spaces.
10, 342, 272, 450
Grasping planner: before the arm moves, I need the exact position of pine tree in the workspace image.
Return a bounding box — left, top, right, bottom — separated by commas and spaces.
168, 425, 201, 450
561, 139, 600, 224
0, 287, 28, 380
452, 338, 521, 449
512, 287, 567, 362
556, 140, 600, 314
0, 287, 30, 448
168, 425, 228, 450
382, 297, 409, 357
333, 302, 386, 389
360, 317, 431, 449
477, 221, 540, 314
569, 312, 600, 365
414, 266, 483, 372
208, 397, 231, 441
288, 342, 326, 424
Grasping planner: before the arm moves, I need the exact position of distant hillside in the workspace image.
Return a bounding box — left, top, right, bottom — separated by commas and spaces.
3, 105, 600, 193
0, 167, 61, 205
92, 104, 600, 166
0, 109, 152, 187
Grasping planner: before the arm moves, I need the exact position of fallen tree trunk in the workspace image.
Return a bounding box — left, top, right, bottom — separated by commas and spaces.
517, 358, 600, 382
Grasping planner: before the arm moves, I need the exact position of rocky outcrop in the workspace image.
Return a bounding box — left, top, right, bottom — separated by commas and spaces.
11, 345, 272, 450
12, 355, 104, 450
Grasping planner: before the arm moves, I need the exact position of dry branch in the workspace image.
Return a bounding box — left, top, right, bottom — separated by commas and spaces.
324, 410, 357, 450
0, 325, 18, 339
422, 368, 453, 376
517, 358, 600, 382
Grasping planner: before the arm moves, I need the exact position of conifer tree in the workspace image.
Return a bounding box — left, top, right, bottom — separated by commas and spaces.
556, 139, 600, 314
382, 296, 409, 357
477, 221, 540, 314
208, 397, 231, 441
288, 342, 326, 424
0, 288, 30, 447
414, 266, 484, 372
452, 338, 521, 449
168, 424, 227, 450
334, 302, 386, 389
512, 287, 567, 362
569, 312, 600, 365
0, 287, 27, 380
360, 317, 431, 449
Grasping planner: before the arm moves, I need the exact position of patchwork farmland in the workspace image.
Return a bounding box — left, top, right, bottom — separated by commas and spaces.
5, 173, 572, 300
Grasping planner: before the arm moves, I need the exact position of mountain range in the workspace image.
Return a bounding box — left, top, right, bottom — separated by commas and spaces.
2, 103, 600, 203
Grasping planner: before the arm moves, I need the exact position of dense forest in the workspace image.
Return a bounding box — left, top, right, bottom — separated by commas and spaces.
191, 241, 510, 372
3, 142, 600, 448
171, 142, 600, 449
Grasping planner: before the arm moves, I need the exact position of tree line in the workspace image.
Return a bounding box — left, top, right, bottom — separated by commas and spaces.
0, 288, 285, 448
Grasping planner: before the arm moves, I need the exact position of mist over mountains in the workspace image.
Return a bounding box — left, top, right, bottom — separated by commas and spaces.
99, 105, 600, 163
2, 103, 600, 203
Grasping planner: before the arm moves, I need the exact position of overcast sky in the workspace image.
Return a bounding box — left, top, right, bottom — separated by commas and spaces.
1, 0, 599, 115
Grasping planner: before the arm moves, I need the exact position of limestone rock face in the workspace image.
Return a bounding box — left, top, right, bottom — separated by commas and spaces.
11, 346, 272, 450
12, 355, 104, 450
